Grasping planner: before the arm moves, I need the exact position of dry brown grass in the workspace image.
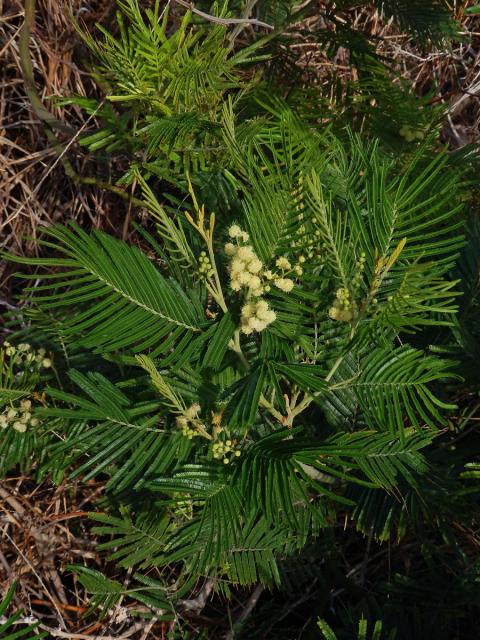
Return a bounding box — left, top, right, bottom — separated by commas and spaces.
0, 0, 121, 295
0, 476, 104, 635
364, 2, 480, 145
0, 476, 179, 638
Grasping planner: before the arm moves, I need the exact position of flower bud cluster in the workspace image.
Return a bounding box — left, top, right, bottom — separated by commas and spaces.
399, 124, 425, 142
198, 251, 214, 278
287, 213, 324, 261
212, 438, 241, 464
2, 341, 52, 369
286, 182, 319, 261
350, 251, 367, 296
176, 403, 201, 439
328, 287, 354, 322
328, 253, 367, 323
0, 399, 39, 433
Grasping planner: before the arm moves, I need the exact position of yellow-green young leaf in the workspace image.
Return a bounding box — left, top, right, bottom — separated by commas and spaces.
136, 354, 185, 412
317, 619, 337, 640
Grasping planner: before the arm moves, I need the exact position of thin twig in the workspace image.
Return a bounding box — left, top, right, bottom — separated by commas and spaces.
37, 624, 141, 639
173, 0, 273, 29
2, 529, 67, 630
225, 583, 264, 639
228, 0, 260, 45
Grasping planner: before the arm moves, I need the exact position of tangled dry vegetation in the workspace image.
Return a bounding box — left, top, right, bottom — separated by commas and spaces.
1, 1, 480, 637
0, 477, 106, 636
0, 0, 124, 292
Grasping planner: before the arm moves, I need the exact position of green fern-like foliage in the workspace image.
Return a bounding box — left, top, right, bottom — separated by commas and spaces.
68, 0, 464, 189
5, 124, 468, 594
4, 1, 480, 633
318, 617, 395, 640
70, 0, 266, 182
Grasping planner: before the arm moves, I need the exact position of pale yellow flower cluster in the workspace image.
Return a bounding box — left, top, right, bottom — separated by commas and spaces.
226, 224, 249, 243
0, 399, 39, 433
226, 225, 276, 334
227, 225, 303, 297
226, 224, 307, 335
240, 300, 276, 335
225, 224, 306, 335
227, 227, 264, 297
271, 255, 303, 292
328, 287, 354, 322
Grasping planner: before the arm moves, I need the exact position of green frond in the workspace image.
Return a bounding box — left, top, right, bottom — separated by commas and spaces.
224, 361, 268, 428
328, 347, 458, 437
318, 353, 363, 429
42, 369, 189, 492
266, 288, 320, 343
68, 567, 124, 616
70, 563, 173, 618
306, 171, 352, 290
136, 175, 196, 272
318, 616, 394, 640
238, 431, 318, 527
347, 142, 465, 271
203, 311, 237, 370
9, 224, 202, 356
273, 362, 328, 394
127, 467, 246, 578
350, 484, 411, 541
311, 430, 432, 491
319, 345, 457, 438
309, 139, 465, 338
91, 509, 172, 569
244, 428, 431, 499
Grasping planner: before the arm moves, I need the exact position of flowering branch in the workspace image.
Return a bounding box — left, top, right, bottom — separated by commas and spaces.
185, 183, 228, 313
